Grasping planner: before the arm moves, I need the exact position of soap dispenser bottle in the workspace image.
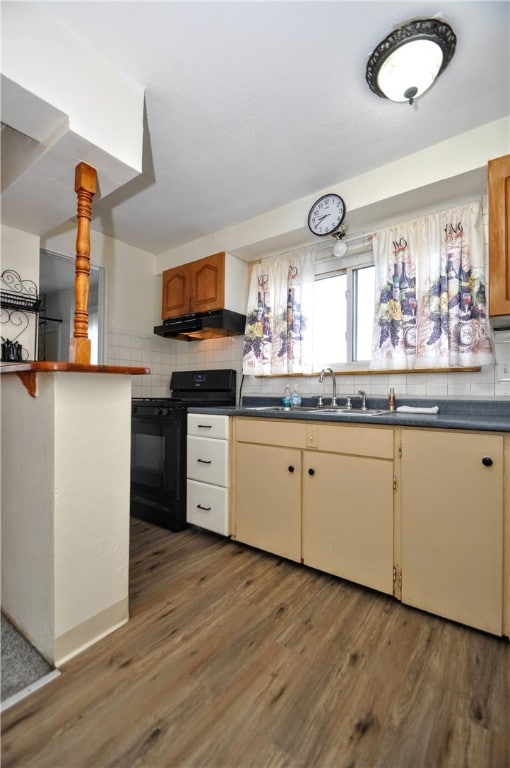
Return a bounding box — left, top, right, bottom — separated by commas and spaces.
282, 385, 291, 408
291, 386, 302, 408
388, 387, 396, 411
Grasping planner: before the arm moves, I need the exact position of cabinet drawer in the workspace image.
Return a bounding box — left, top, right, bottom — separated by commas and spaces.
187, 480, 229, 535
235, 417, 306, 448
317, 424, 393, 459
187, 435, 229, 485
188, 413, 229, 439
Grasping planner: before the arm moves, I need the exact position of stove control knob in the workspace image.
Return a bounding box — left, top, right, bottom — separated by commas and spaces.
159, 407, 168, 416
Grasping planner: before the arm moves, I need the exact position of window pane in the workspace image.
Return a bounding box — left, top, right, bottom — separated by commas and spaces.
313, 274, 347, 364
354, 266, 375, 361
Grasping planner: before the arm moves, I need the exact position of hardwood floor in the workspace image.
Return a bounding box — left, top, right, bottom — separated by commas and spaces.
2, 519, 509, 768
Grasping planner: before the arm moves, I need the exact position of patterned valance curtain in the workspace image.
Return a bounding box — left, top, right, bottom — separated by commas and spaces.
242, 246, 316, 375
370, 200, 493, 369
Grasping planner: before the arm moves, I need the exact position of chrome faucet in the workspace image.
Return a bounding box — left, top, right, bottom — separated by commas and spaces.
358, 389, 367, 410
319, 368, 338, 407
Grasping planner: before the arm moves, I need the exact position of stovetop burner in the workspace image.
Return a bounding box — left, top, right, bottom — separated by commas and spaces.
132, 368, 237, 410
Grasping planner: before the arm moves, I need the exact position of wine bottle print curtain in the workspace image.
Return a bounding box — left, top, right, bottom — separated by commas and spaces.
242, 246, 316, 375
370, 200, 493, 369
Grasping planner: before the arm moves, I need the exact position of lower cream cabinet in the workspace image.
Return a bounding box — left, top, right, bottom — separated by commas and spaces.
302, 449, 394, 595
235, 442, 302, 561
233, 417, 394, 591
401, 429, 504, 634
187, 413, 230, 535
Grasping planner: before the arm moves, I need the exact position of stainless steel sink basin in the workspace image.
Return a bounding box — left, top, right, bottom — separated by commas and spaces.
244, 405, 315, 412
244, 406, 391, 416
337, 408, 391, 415
309, 407, 390, 415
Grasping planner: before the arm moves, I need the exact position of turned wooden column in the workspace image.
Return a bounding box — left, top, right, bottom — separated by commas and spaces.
69, 162, 97, 364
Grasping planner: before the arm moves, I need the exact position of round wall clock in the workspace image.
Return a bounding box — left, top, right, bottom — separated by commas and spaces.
307, 193, 346, 236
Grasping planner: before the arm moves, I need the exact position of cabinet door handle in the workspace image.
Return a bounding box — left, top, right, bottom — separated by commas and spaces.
197, 458, 212, 464
197, 504, 211, 511
308, 468, 315, 476
288, 465, 295, 473
481, 456, 493, 467
197, 424, 212, 428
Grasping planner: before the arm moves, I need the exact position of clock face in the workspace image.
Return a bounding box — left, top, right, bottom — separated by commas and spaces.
308, 193, 346, 236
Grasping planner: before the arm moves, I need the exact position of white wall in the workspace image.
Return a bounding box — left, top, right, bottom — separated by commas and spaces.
155, 118, 510, 270
42, 224, 160, 334
53, 373, 131, 662
1, 374, 55, 661
1, 372, 132, 666
2, 222, 159, 367
2, 2, 143, 173
1, 4, 144, 240
4, 121, 510, 400
128, 121, 510, 402
1, 224, 40, 283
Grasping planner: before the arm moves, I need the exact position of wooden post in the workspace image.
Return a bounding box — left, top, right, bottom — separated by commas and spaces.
69, 162, 97, 364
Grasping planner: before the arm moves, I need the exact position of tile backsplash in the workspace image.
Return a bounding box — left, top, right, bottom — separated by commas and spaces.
108, 327, 510, 402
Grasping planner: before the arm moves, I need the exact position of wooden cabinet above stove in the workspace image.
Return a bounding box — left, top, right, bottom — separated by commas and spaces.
162, 251, 247, 320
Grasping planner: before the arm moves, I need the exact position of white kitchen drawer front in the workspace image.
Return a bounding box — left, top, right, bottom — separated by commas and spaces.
187, 435, 229, 485
188, 413, 229, 439
187, 479, 229, 535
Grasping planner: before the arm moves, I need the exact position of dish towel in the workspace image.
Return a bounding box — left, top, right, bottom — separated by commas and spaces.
396, 405, 439, 414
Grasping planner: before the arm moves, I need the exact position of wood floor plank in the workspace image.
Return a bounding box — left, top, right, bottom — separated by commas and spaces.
2, 519, 509, 768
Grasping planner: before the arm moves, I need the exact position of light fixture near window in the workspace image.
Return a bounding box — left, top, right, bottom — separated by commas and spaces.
366, 18, 456, 105
332, 224, 348, 258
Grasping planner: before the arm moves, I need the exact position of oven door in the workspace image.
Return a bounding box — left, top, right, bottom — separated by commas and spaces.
130, 408, 187, 531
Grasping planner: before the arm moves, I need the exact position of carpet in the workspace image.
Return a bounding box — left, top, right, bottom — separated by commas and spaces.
1, 613, 57, 706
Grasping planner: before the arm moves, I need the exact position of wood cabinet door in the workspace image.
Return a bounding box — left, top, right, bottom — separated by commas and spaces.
234, 442, 301, 562
302, 451, 394, 595
401, 430, 503, 634
488, 154, 510, 319
190, 252, 225, 313
162, 264, 190, 319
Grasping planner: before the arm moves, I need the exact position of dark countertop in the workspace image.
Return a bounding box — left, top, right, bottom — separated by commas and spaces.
189, 397, 510, 433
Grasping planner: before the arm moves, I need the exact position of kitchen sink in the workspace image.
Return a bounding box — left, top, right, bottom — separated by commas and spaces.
244, 406, 391, 416
335, 408, 391, 415
314, 407, 391, 415
244, 405, 317, 412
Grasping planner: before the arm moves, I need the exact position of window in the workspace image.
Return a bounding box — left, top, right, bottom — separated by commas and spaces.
312, 250, 374, 367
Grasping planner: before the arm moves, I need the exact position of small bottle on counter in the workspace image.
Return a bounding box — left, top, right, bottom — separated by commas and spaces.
291, 386, 302, 408
388, 387, 396, 411
282, 385, 291, 408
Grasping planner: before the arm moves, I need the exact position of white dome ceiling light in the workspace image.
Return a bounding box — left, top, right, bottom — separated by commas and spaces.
332, 225, 348, 258
366, 18, 457, 105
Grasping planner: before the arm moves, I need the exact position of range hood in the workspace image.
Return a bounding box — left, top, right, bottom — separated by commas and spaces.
154, 309, 246, 341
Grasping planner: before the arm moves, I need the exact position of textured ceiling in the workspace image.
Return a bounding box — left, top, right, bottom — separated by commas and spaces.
12, 2, 510, 255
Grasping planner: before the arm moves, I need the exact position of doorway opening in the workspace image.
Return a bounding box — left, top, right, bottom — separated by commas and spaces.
38, 250, 106, 364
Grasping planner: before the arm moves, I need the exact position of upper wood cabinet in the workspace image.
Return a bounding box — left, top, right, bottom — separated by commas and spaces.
488, 154, 510, 324
161, 251, 247, 320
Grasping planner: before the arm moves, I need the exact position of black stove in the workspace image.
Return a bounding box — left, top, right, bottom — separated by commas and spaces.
130, 369, 236, 531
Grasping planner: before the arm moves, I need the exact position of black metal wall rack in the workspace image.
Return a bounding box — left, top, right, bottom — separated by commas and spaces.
1, 269, 43, 360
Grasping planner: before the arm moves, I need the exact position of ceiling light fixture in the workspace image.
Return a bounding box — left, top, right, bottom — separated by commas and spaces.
366, 18, 456, 105
332, 224, 348, 258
